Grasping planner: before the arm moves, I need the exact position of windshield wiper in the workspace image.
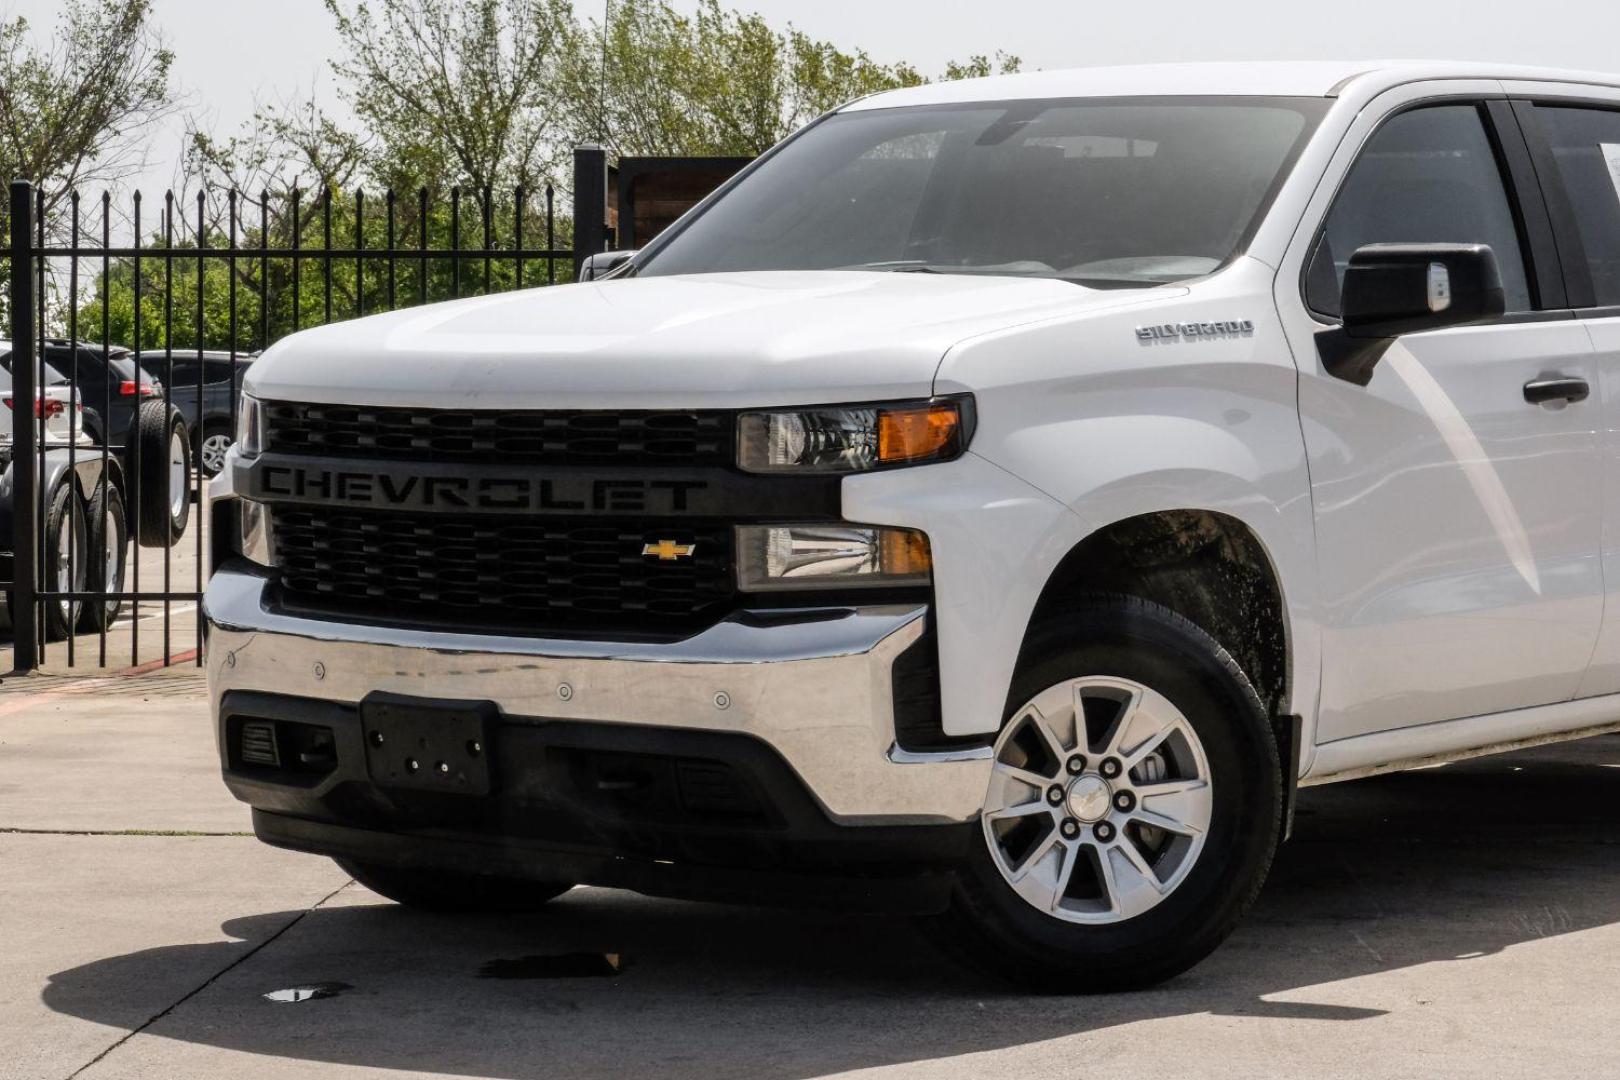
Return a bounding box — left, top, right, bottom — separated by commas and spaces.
845, 260, 943, 274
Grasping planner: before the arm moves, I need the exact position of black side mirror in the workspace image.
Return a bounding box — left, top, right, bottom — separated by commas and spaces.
578, 250, 638, 282
1318, 243, 1507, 385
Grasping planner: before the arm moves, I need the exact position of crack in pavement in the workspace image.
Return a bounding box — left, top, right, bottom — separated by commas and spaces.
63, 879, 357, 1080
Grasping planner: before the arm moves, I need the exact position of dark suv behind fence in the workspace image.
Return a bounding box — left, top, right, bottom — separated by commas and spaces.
34, 342, 162, 451
137, 351, 253, 477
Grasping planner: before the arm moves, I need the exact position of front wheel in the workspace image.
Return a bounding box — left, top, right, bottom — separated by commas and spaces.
933, 595, 1282, 991
335, 859, 573, 913
196, 424, 233, 478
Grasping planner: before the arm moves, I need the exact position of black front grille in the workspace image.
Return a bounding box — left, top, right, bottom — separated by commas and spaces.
271, 507, 735, 635
263, 401, 734, 467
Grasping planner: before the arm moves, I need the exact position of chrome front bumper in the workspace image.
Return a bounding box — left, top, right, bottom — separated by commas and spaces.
204, 564, 992, 824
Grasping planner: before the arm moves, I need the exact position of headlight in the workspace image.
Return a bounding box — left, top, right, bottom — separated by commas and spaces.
236, 396, 265, 459
736, 524, 931, 592
737, 396, 972, 474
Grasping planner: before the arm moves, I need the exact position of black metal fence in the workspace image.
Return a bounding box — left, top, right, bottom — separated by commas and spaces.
4, 160, 599, 672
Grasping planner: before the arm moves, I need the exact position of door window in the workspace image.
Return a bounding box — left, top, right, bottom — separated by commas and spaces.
1307, 104, 1532, 316
1531, 105, 1620, 307
165, 361, 202, 386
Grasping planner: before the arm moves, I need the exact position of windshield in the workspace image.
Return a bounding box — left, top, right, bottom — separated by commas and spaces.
637, 96, 1326, 287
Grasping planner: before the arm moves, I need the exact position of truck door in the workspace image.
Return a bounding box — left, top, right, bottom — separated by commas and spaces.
1505, 92, 1620, 698
1278, 95, 1603, 744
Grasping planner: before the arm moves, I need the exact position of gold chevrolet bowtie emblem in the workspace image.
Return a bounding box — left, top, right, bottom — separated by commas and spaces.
642, 539, 697, 561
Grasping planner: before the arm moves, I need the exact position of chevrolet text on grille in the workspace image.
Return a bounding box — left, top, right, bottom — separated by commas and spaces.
253, 464, 711, 514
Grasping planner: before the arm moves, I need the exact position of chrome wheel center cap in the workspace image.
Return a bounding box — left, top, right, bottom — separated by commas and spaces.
1066, 775, 1112, 823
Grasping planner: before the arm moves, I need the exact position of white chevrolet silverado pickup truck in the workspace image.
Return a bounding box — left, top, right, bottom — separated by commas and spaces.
205, 60, 1620, 990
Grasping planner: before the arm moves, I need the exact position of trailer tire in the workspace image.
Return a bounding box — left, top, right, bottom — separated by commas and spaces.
41, 481, 87, 641
78, 481, 128, 633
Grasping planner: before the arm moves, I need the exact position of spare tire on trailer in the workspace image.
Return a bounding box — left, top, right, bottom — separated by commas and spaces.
127, 399, 191, 548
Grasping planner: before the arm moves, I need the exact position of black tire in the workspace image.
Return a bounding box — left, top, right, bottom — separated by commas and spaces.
77, 481, 128, 633
129, 400, 190, 548
41, 481, 87, 642
335, 858, 573, 913
930, 595, 1282, 992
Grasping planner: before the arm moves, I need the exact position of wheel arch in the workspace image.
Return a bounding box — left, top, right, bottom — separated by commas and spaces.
1018, 505, 1310, 835
67, 452, 127, 505
1024, 508, 1292, 720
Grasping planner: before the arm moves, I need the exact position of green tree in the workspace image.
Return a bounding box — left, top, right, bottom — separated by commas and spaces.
73, 0, 1018, 351
0, 0, 174, 218
0, 0, 173, 325
75, 184, 571, 354
942, 51, 1025, 83
323, 0, 578, 197
566, 0, 1020, 158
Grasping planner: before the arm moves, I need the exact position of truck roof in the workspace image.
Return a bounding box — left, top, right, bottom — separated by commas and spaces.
845, 60, 1620, 111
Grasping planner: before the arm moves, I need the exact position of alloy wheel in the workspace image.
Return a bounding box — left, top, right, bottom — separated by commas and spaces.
982, 676, 1214, 924
199, 433, 232, 476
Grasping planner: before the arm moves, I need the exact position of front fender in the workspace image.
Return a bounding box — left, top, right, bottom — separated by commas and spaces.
845, 441, 1322, 758
843, 452, 1082, 742
915, 265, 1323, 756
968, 416, 1321, 761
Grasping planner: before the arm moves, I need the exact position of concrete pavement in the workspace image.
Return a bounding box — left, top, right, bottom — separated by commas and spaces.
5, 668, 1620, 1079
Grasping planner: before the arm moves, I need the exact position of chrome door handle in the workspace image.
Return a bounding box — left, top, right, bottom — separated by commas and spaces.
1523, 377, 1590, 406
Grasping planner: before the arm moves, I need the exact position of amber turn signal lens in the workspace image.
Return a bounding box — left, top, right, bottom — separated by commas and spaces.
880, 527, 933, 576
734, 525, 932, 591
877, 402, 962, 464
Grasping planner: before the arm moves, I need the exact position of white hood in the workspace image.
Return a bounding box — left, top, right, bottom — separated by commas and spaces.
246, 271, 1184, 410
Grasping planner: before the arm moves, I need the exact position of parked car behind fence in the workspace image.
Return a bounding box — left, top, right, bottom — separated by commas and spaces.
6, 342, 193, 547
136, 351, 254, 477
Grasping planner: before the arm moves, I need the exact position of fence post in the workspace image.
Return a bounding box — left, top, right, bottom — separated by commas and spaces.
8, 180, 38, 672
572, 144, 609, 280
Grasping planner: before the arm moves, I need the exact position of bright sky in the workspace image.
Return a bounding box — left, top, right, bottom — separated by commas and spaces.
10, 0, 1620, 201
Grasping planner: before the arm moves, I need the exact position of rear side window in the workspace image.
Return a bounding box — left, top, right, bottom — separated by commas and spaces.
1307, 105, 1532, 316
166, 361, 201, 386
63, 350, 106, 387
160, 359, 236, 386
0, 353, 70, 386
1532, 105, 1620, 307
